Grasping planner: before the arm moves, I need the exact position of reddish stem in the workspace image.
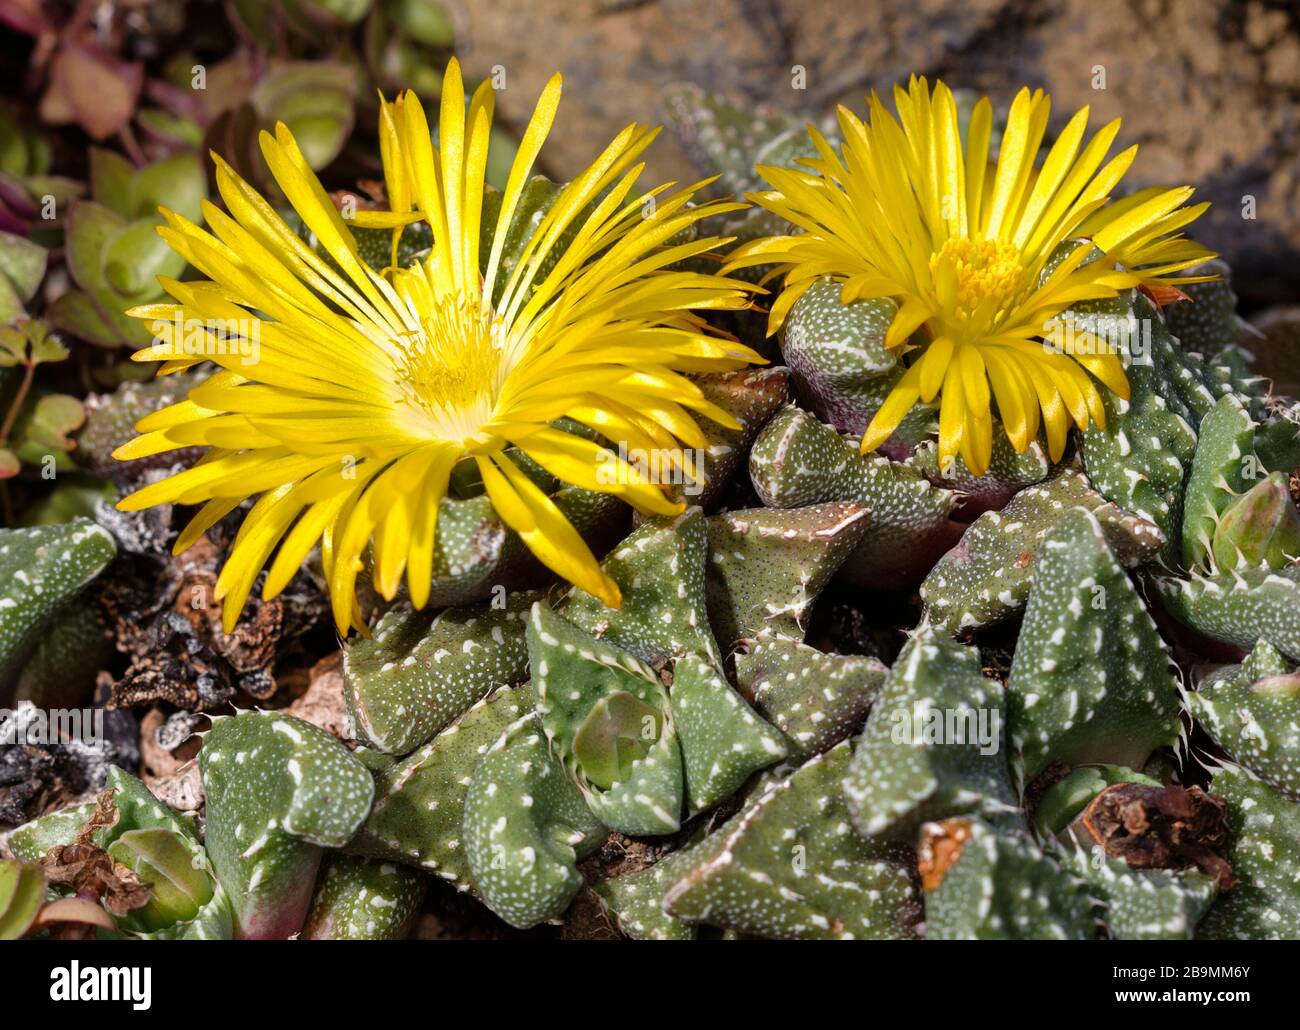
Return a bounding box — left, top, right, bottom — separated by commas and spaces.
0, 359, 35, 446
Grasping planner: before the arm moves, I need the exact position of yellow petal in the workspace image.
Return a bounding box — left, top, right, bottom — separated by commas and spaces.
406, 447, 459, 611
917, 336, 954, 402
513, 426, 683, 516
862, 360, 924, 453
478, 452, 621, 608
1073, 350, 1130, 400
937, 362, 966, 471
885, 296, 932, 349
484, 72, 562, 299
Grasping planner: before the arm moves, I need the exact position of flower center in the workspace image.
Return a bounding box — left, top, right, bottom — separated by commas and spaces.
396, 294, 505, 441
930, 237, 1026, 319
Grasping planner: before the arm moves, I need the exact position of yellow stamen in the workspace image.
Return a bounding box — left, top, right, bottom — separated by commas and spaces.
395, 293, 505, 440
929, 237, 1025, 322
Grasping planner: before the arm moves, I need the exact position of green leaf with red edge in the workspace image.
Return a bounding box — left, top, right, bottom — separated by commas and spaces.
0, 326, 24, 365
14, 393, 85, 460
0, 230, 46, 321
129, 152, 206, 222
0, 320, 67, 366
103, 218, 186, 296
0, 859, 47, 940
252, 62, 356, 170
55, 202, 155, 348
44, 290, 122, 349
88, 147, 135, 216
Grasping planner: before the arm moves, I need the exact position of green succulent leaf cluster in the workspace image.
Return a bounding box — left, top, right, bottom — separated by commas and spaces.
9, 767, 232, 940
7, 82, 1300, 945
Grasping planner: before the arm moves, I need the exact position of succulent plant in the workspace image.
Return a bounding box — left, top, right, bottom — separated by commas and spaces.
662, 82, 827, 254
1234, 637, 1292, 681
11, 602, 112, 709
75, 370, 207, 482
558, 508, 721, 669
527, 603, 683, 835
343, 590, 539, 754
198, 711, 374, 939
106, 828, 220, 937
1058, 845, 1216, 941
662, 83, 819, 207
777, 280, 925, 441
462, 710, 607, 929
1180, 394, 1257, 570
1123, 291, 1264, 426
1210, 472, 1300, 572
1150, 565, 1300, 662
5, 16, 1298, 945
1162, 260, 1242, 359
590, 838, 702, 940
8, 766, 232, 940
378, 485, 629, 613
1253, 410, 1300, 478
1007, 508, 1182, 786
734, 630, 886, 759
919, 818, 1098, 939
663, 368, 791, 511
662, 742, 922, 939
1077, 320, 1199, 554
347, 685, 534, 889
1188, 642, 1300, 799
843, 627, 1021, 840
748, 406, 959, 586
1161, 319, 1271, 427
921, 470, 1165, 634
1196, 764, 1300, 939
0, 858, 47, 940
1076, 288, 1271, 559
908, 432, 1054, 515
670, 652, 788, 812
300, 856, 425, 940
704, 501, 870, 648
0, 517, 116, 690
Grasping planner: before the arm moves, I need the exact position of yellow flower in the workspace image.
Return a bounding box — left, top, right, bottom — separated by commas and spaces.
727, 78, 1215, 475
113, 59, 760, 634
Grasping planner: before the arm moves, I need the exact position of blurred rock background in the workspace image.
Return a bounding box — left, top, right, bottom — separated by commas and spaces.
446, 0, 1300, 309
0, 0, 1296, 314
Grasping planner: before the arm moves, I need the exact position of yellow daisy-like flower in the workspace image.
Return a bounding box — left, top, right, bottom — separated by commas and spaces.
727, 77, 1216, 475
113, 59, 760, 634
